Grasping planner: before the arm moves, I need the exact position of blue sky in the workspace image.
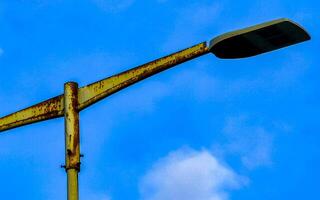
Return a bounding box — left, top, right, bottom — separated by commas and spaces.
0, 0, 319, 199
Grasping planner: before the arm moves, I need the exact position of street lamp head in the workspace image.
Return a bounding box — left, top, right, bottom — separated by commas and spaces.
209, 18, 311, 59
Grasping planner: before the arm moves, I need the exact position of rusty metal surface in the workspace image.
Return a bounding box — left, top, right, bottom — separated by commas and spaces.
78, 42, 209, 110
64, 82, 80, 171
64, 82, 80, 200
0, 42, 209, 133
0, 95, 64, 132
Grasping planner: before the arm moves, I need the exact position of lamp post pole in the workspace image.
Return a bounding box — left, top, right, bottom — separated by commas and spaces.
64, 82, 81, 200
0, 18, 310, 200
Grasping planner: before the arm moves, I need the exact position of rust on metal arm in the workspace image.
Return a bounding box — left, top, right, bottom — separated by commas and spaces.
0, 42, 209, 133
0, 95, 64, 132
78, 42, 209, 110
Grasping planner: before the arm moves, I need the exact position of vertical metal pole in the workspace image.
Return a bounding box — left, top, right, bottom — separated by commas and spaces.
64, 82, 80, 200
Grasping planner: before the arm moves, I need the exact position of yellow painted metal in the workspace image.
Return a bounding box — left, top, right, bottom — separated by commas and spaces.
0, 95, 64, 132
64, 82, 80, 200
0, 42, 209, 133
67, 169, 79, 200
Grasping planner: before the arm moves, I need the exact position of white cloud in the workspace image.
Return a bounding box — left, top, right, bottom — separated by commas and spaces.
140, 148, 246, 200
213, 115, 274, 169
92, 0, 135, 12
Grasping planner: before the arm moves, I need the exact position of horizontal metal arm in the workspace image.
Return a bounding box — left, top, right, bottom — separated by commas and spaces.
0, 42, 209, 132
0, 95, 64, 132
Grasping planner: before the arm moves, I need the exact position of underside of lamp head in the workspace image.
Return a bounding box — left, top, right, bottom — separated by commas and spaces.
209, 18, 311, 59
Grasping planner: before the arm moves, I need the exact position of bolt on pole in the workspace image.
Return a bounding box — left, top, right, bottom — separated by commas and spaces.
64, 82, 81, 200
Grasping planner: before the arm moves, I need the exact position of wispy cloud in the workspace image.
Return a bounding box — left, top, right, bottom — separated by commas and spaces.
0, 48, 3, 56
213, 115, 274, 169
92, 0, 135, 13
161, 2, 223, 53
140, 148, 246, 200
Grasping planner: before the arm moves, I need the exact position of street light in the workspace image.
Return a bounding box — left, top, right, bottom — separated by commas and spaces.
210, 18, 310, 58
0, 18, 310, 200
